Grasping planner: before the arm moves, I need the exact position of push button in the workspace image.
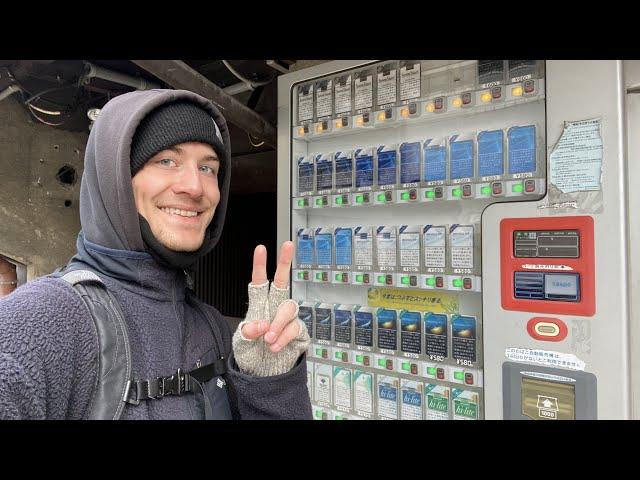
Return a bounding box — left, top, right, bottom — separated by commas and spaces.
463, 277, 472, 290
436, 368, 445, 380
525, 179, 536, 193
462, 184, 472, 197
492, 181, 503, 195
524, 80, 535, 94
435, 276, 444, 288
491, 86, 502, 99
434, 186, 444, 199
465, 372, 474, 385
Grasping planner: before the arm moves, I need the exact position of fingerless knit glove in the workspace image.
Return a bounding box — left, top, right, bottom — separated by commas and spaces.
232, 281, 310, 377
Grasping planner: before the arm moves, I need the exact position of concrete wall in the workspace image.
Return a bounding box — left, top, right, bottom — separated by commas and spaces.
0, 95, 87, 280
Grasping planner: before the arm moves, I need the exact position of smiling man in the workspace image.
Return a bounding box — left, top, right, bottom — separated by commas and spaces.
0, 90, 312, 419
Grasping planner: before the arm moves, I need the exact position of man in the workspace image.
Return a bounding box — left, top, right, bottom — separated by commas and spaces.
0, 89, 312, 419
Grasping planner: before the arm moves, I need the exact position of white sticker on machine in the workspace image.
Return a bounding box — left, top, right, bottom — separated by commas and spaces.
505, 347, 586, 371
549, 118, 603, 193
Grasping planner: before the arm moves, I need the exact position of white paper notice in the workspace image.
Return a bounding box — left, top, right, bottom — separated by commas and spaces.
505, 347, 586, 371
549, 118, 603, 193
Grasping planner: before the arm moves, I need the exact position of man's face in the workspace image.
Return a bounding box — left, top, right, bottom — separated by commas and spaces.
131, 141, 221, 252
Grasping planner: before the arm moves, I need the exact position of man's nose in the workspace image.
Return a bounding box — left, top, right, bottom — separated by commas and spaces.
172, 164, 204, 198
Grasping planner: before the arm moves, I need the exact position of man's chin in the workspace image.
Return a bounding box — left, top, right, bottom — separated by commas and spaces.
157, 234, 204, 252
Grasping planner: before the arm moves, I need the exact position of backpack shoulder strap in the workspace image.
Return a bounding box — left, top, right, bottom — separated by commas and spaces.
59, 269, 133, 420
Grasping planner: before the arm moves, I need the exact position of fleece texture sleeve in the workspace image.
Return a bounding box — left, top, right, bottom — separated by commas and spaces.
0, 278, 98, 419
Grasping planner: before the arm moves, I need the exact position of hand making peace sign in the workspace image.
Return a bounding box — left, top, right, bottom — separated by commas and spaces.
240, 241, 301, 352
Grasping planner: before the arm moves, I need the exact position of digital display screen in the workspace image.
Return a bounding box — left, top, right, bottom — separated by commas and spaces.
514, 230, 579, 258
514, 272, 581, 302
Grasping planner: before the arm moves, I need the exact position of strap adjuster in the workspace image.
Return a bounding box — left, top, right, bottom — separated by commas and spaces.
124, 368, 191, 404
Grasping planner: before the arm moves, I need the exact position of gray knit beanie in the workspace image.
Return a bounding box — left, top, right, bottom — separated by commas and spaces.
130, 100, 227, 176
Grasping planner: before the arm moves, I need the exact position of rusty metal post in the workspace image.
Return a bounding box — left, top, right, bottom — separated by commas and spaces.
0, 257, 17, 297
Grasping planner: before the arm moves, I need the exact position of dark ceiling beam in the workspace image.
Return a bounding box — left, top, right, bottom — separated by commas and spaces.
131, 60, 277, 148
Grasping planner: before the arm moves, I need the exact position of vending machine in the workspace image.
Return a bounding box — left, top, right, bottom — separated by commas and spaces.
277, 60, 640, 420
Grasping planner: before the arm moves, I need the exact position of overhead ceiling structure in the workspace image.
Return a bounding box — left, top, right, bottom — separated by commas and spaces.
0, 59, 317, 193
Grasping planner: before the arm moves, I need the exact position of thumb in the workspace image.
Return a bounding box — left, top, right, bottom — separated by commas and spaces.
240, 320, 269, 340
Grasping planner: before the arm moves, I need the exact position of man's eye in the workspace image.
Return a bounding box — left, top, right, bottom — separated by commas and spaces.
158, 158, 175, 167
200, 165, 218, 175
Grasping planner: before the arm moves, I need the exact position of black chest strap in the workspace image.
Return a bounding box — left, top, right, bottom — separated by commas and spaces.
124, 358, 227, 404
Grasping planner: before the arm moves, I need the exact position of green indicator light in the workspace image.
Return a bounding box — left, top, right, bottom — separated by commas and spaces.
316, 198, 322, 205
356, 355, 364, 362
356, 274, 364, 282
377, 193, 386, 202
336, 196, 343, 205
454, 371, 465, 381
401, 192, 410, 200
453, 279, 463, 288
453, 188, 462, 197
402, 362, 411, 371
426, 277, 436, 286
316, 273, 322, 280
315, 410, 323, 419
401, 276, 410, 285
513, 183, 524, 193
315, 348, 322, 356
427, 367, 437, 376
481, 186, 492, 196
335, 415, 344, 420
426, 190, 435, 199
335, 274, 341, 281
377, 275, 386, 283
356, 195, 364, 204
298, 272, 304, 279
298, 199, 305, 206
378, 359, 386, 367
335, 351, 342, 359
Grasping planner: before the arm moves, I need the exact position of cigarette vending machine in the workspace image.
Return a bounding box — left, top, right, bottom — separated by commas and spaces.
277, 60, 639, 420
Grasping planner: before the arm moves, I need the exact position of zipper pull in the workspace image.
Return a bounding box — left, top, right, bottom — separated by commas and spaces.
184, 269, 194, 290
196, 359, 202, 369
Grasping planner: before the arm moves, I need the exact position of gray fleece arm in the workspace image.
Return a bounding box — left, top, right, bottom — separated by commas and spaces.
232, 281, 310, 377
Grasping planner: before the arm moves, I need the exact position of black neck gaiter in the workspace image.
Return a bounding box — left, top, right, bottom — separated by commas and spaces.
138, 215, 209, 271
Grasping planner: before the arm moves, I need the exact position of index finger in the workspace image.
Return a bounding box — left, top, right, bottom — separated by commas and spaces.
272, 241, 294, 289
251, 245, 268, 285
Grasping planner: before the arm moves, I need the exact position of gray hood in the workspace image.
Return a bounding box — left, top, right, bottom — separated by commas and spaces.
79, 89, 231, 254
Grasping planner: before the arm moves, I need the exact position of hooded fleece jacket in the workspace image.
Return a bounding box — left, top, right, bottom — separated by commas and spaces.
0, 89, 312, 420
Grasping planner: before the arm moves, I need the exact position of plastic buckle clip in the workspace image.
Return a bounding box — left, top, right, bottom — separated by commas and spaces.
160, 368, 188, 397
